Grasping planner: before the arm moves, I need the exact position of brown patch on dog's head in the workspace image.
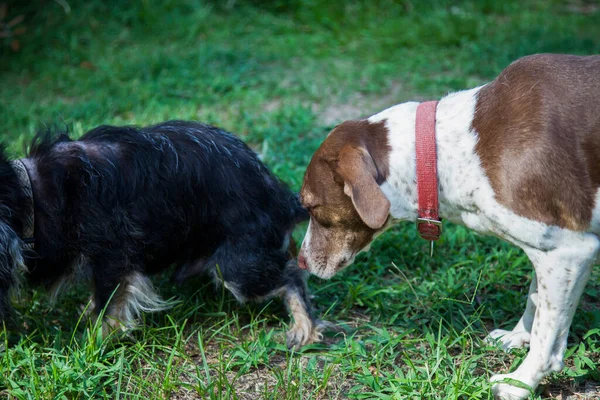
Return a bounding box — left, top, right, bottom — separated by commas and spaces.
298, 119, 391, 278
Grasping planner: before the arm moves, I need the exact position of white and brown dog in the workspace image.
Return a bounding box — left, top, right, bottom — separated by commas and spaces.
297, 54, 600, 399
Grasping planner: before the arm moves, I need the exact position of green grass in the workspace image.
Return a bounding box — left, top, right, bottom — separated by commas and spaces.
1, 0, 600, 398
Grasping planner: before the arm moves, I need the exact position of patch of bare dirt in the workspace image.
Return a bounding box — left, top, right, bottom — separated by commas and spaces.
565, 0, 600, 15
168, 351, 353, 400
165, 322, 355, 399
262, 99, 282, 113
542, 381, 600, 399
317, 81, 418, 126
260, 81, 420, 127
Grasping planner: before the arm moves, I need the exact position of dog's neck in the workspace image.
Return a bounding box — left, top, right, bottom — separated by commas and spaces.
373, 86, 485, 226
10, 159, 35, 246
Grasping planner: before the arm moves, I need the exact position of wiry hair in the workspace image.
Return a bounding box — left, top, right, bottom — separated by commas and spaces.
0, 121, 318, 347
0, 223, 26, 315
0, 144, 29, 318
106, 272, 172, 330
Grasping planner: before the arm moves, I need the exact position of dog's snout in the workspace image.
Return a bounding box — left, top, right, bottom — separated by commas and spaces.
297, 252, 308, 270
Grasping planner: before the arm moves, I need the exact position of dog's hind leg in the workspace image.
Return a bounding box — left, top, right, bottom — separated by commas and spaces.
491, 232, 599, 400
92, 267, 170, 333
486, 276, 537, 351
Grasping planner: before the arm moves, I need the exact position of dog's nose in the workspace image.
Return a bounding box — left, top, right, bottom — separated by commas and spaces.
297, 252, 308, 270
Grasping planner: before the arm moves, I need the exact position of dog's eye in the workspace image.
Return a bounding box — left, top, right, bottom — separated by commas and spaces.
320, 220, 332, 229
317, 214, 334, 229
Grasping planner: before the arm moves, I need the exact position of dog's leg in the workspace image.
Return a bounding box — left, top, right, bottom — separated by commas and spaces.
218, 263, 329, 349
282, 263, 337, 350
491, 233, 598, 400
93, 270, 169, 333
283, 286, 322, 349
207, 241, 332, 349
486, 276, 537, 350
0, 223, 26, 323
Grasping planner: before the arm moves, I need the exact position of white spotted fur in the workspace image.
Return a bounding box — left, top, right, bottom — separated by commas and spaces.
308, 86, 599, 399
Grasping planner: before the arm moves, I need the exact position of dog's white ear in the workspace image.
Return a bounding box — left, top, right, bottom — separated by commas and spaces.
337, 145, 390, 229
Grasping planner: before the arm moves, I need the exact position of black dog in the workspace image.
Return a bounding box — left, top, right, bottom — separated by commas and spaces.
0, 120, 324, 348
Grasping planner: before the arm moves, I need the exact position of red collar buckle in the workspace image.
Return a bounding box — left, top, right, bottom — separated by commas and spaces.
416, 217, 442, 241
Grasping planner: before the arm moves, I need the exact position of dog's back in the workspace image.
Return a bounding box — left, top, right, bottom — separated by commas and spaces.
22, 121, 302, 284
473, 54, 600, 231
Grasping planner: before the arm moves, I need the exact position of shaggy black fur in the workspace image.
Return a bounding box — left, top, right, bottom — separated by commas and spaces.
0, 121, 315, 346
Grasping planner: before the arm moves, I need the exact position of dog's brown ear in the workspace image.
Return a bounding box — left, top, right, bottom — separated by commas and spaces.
337, 145, 390, 229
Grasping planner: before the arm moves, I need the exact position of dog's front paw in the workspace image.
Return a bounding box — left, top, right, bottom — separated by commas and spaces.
286, 320, 322, 350
485, 329, 530, 351
286, 319, 336, 350
490, 373, 533, 400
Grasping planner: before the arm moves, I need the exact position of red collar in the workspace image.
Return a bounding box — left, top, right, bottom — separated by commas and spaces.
415, 101, 442, 241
